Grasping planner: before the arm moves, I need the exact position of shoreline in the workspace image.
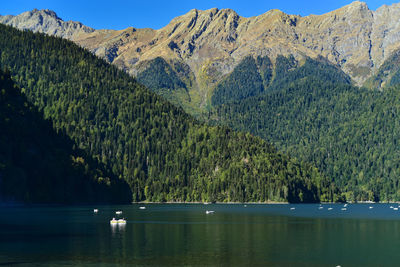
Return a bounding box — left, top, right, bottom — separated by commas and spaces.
131, 201, 289, 204
131, 201, 400, 205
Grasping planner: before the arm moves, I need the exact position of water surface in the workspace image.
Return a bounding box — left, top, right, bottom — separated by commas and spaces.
1, 203, 400, 266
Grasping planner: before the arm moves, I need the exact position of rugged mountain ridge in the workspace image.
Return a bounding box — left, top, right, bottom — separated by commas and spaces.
0, 8, 94, 39
3, 2, 400, 108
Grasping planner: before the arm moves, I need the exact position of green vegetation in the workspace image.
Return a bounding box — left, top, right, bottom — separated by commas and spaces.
136, 57, 187, 92
257, 55, 273, 89
212, 56, 265, 106
269, 56, 351, 90
0, 24, 333, 203
211, 55, 351, 107
364, 49, 400, 90
0, 68, 132, 203
273, 55, 298, 82
212, 56, 400, 202
136, 57, 207, 117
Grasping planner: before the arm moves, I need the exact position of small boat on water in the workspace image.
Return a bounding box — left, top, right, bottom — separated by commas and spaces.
115, 211, 122, 215
206, 210, 215, 214
110, 218, 126, 224
394, 208, 399, 211
341, 208, 347, 211
93, 209, 98, 213
290, 207, 295, 210
328, 208, 333, 210
139, 206, 146, 210
369, 206, 374, 209
117, 218, 126, 224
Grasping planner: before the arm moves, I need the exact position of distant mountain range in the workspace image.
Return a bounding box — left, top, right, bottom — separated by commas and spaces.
3, 1, 400, 112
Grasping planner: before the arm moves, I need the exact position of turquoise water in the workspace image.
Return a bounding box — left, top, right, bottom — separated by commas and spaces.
2, 203, 400, 266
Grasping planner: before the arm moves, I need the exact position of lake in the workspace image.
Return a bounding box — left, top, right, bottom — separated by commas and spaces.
1, 203, 400, 266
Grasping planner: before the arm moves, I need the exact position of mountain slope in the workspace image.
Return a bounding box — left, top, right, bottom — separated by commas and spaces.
0, 68, 131, 204
0, 9, 94, 39
211, 55, 352, 106
212, 57, 400, 202
4, 3, 400, 113
364, 48, 400, 90
0, 24, 334, 203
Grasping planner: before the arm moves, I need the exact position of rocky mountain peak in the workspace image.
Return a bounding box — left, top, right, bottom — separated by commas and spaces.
27, 8, 60, 19
347, 1, 369, 9
41, 9, 61, 19
327, 1, 371, 19
0, 9, 94, 40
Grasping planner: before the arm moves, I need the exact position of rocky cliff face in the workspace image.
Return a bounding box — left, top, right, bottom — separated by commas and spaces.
0, 9, 95, 39
3, 2, 400, 105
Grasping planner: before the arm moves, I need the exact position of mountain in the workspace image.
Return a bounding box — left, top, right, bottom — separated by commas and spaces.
211, 55, 400, 202
0, 24, 335, 203
0, 8, 94, 39
5, 3, 400, 203
364, 48, 400, 90
211, 55, 352, 106
0, 68, 132, 204
4, 2, 400, 113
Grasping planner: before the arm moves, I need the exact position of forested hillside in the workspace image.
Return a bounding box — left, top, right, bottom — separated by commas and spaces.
211, 55, 351, 107
211, 56, 267, 106
0, 24, 335, 203
364, 49, 400, 90
0, 69, 132, 203
213, 57, 400, 202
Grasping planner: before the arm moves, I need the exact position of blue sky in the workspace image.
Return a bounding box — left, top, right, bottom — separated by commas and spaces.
1, 0, 399, 30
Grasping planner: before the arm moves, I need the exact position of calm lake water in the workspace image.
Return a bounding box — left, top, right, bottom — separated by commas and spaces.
2, 203, 400, 266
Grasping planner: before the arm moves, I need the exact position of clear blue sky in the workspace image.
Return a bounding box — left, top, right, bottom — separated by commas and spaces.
1, 0, 399, 30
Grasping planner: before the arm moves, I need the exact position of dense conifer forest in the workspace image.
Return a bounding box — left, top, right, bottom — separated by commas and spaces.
212, 55, 400, 202
0, 24, 334, 203
0, 69, 132, 203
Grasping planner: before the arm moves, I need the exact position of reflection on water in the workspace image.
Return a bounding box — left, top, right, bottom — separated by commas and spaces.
1, 204, 400, 266
110, 223, 126, 237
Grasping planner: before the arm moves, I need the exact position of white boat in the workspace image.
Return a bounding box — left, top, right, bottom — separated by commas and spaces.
369, 206, 374, 209
328, 208, 333, 210
117, 218, 127, 224
341, 208, 347, 211
394, 208, 399, 211
290, 207, 295, 210
110, 218, 126, 224
343, 204, 348, 207
115, 210, 122, 215
390, 206, 394, 209
318, 206, 323, 209
206, 210, 215, 214
93, 209, 98, 213
139, 206, 146, 210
